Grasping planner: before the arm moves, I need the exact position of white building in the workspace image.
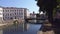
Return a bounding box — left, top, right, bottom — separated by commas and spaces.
30, 12, 36, 18
29, 12, 36, 23
0, 6, 29, 22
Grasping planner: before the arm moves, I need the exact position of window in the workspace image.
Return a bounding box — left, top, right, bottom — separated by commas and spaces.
19, 10, 20, 11
20, 16, 23, 18
0, 13, 2, 15
19, 9, 23, 12
17, 13, 18, 15
8, 14, 9, 16
3, 17, 5, 20
3, 14, 4, 16
19, 13, 23, 15
8, 17, 9, 19
3, 10, 4, 12
6, 14, 9, 16
5, 10, 9, 12
8, 10, 9, 12
15, 17, 16, 19
15, 10, 16, 11
10, 10, 14, 12
17, 10, 18, 11
5, 17, 7, 19
10, 14, 12, 16
10, 17, 13, 19
15, 13, 16, 15
21, 9, 23, 11
5, 10, 8, 12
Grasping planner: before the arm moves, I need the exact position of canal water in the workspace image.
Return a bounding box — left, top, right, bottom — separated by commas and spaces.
0, 23, 41, 34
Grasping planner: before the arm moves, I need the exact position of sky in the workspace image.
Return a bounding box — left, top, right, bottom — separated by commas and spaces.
0, 0, 39, 13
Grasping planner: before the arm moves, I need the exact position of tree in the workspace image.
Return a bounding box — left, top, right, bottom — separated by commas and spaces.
53, 0, 60, 17
36, 0, 58, 23
57, 0, 60, 3
53, 4, 60, 17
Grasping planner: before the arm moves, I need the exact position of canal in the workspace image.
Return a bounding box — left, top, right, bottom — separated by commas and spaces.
0, 23, 41, 34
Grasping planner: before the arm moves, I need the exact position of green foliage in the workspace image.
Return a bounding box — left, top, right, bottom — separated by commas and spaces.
53, 8, 56, 17
57, 0, 60, 3
35, 0, 60, 16
53, 5, 60, 17
57, 4, 60, 8
53, 0, 60, 16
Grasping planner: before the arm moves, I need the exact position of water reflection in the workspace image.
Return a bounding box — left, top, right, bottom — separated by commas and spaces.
0, 23, 41, 34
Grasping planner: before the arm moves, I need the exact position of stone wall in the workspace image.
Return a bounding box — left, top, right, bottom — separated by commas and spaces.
37, 30, 55, 34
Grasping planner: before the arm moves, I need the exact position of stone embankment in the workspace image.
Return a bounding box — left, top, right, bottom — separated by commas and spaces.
0, 19, 24, 29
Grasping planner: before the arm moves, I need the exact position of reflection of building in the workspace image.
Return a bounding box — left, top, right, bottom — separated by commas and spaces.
0, 6, 29, 22
0, 23, 30, 34
0, 29, 3, 34
23, 23, 30, 31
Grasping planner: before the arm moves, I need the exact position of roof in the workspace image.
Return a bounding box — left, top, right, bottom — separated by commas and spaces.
0, 6, 28, 9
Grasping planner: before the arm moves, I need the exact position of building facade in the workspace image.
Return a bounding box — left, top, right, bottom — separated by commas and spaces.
30, 12, 36, 18
0, 6, 29, 22
29, 12, 36, 23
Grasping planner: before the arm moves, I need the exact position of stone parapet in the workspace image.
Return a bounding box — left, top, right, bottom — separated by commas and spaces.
37, 30, 55, 34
